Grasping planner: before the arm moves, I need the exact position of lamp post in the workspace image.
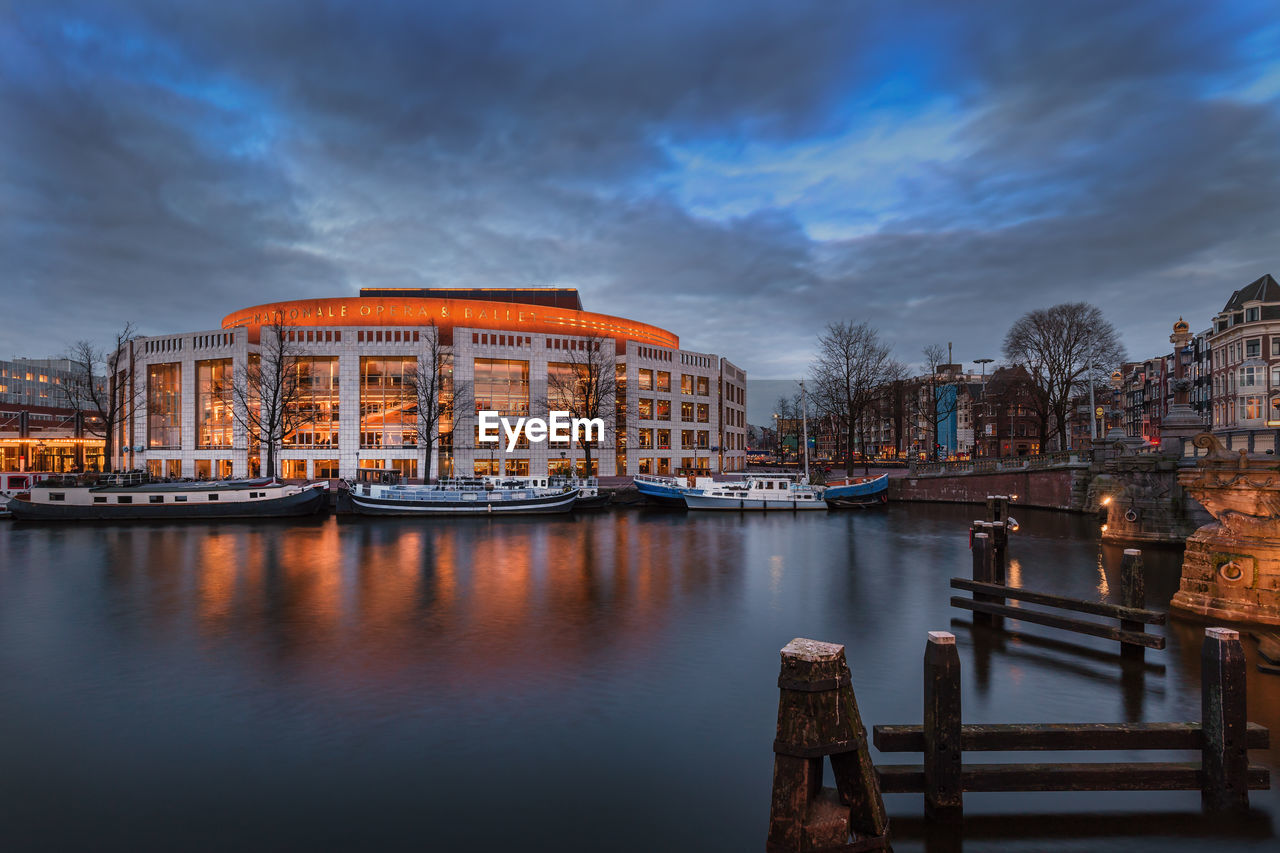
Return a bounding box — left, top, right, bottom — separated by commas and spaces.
974, 358, 993, 457
772, 412, 780, 467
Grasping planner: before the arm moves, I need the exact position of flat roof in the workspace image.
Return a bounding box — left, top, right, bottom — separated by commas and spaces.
359, 287, 583, 311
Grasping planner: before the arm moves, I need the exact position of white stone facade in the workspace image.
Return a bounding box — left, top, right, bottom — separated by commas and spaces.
123, 322, 746, 480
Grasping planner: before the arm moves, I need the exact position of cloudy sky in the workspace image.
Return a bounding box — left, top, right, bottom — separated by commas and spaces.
2, 0, 1278, 378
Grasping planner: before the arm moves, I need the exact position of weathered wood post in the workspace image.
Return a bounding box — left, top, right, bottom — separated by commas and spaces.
1120, 549, 1145, 661
971, 531, 993, 627
1202, 627, 1249, 812
924, 631, 963, 822
985, 495, 1007, 524
768, 639, 889, 852
988, 521, 1008, 587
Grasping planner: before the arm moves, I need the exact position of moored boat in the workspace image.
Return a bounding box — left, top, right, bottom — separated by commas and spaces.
823, 473, 890, 508
633, 473, 716, 507
550, 476, 611, 510
338, 469, 579, 516
7, 473, 329, 521
681, 474, 826, 511
632, 473, 687, 506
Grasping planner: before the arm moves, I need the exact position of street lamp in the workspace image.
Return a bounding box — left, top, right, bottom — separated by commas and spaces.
975, 358, 993, 457
772, 412, 780, 466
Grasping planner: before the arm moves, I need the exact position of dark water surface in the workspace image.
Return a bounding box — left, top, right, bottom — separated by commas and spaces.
1, 504, 1277, 852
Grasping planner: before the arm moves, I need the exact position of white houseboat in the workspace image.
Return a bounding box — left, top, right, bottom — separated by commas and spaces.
681, 474, 827, 511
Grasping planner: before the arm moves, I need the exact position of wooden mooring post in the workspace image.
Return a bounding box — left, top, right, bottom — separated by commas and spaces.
768, 639, 890, 852
873, 629, 1270, 820
1120, 549, 1146, 662
952, 542, 1164, 652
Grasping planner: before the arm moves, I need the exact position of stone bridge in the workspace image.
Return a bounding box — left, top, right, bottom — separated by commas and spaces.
891, 438, 1213, 545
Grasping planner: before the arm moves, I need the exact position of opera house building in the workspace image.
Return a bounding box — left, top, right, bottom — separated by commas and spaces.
122, 288, 747, 480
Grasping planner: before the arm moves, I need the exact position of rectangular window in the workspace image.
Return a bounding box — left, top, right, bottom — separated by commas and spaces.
696, 376, 709, 396
1247, 338, 1261, 358
286, 358, 340, 449
1241, 366, 1258, 387
656, 371, 671, 393
281, 459, 308, 479
657, 429, 671, 450
638, 428, 653, 449
208, 493, 219, 501
360, 356, 418, 449
681, 429, 694, 448
315, 459, 340, 478
681, 374, 694, 395
638, 457, 652, 474
637, 369, 653, 391
656, 399, 671, 420
638, 398, 654, 419
175, 495, 187, 502
147, 362, 182, 449
1247, 307, 1261, 322
681, 401, 694, 421
696, 403, 709, 423
49, 492, 64, 502
697, 430, 709, 449
93, 496, 106, 504
150, 495, 164, 504
117, 496, 132, 504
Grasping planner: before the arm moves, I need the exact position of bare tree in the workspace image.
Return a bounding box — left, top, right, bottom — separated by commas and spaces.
403, 320, 473, 481
810, 321, 900, 474
60, 323, 140, 473
916, 344, 960, 461
231, 318, 309, 479
1003, 303, 1126, 451
772, 393, 801, 463
543, 336, 616, 477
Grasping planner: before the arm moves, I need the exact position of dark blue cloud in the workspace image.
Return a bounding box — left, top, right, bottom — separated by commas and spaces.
1, 0, 1277, 377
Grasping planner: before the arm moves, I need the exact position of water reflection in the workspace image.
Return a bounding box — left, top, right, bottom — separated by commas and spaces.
0, 506, 1277, 852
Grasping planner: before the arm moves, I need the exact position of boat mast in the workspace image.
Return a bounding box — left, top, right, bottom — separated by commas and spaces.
800, 380, 810, 480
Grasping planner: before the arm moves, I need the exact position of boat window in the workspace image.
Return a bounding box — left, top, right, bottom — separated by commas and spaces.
175, 496, 187, 502
93, 496, 106, 503
208, 494, 219, 501
117, 496, 132, 504
49, 493, 65, 501
150, 495, 164, 504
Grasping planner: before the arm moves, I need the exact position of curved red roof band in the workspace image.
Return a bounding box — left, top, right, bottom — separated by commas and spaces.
222, 297, 680, 349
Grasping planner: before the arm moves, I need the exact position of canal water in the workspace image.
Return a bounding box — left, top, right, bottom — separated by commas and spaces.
1, 504, 1277, 852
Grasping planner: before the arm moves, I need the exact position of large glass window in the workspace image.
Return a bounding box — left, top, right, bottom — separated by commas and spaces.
638, 428, 653, 449
657, 429, 671, 450
286, 358, 340, 448
196, 359, 233, 448
697, 376, 709, 396
474, 359, 530, 417
147, 362, 182, 449
656, 371, 670, 393
638, 398, 654, 419
681, 401, 694, 421
697, 403, 710, 423
681, 374, 694, 395
360, 357, 417, 448
637, 369, 653, 391
1246, 338, 1261, 358
656, 399, 671, 421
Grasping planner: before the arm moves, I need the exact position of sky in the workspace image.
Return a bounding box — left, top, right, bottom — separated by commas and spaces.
2, 0, 1278, 379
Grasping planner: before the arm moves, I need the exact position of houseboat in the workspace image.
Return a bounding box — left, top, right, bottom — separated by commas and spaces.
7, 473, 329, 521
338, 469, 580, 516
633, 473, 716, 507
681, 475, 827, 511
823, 473, 890, 508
